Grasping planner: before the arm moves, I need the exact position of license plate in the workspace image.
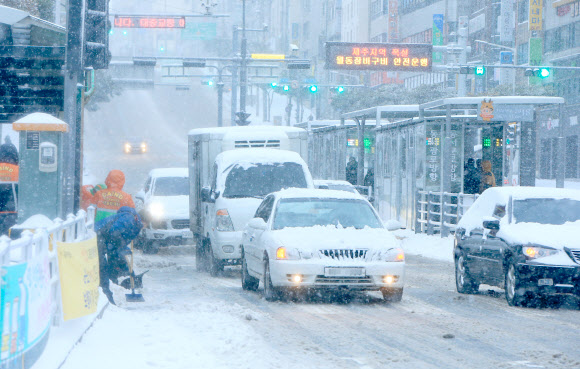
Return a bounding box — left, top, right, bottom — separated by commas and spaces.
182, 231, 193, 238
538, 278, 553, 286
324, 267, 365, 277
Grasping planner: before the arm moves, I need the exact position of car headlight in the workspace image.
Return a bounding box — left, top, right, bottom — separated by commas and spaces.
276, 247, 301, 260
522, 246, 560, 260
383, 247, 405, 262
148, 202, 164, 219
216, 209, 234, 232
141, 142, 147, 152
124, 143, 131, 152
369, 247, 405, 262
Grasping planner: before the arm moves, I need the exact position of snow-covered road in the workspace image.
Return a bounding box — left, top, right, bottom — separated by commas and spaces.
60, 247, 580, 369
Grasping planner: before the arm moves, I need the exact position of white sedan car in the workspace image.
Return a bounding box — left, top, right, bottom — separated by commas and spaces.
240, 188, 405, 302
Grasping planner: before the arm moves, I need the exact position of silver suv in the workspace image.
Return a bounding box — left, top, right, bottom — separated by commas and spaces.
134, 168, 192, 254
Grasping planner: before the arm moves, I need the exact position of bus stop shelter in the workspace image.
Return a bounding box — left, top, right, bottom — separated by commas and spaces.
341, 96, 566, 235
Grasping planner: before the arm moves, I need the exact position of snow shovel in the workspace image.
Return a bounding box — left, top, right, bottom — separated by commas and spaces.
125, 241, 145, 302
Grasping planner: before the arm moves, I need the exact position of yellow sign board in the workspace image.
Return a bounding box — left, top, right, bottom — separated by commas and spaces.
251, 54, 285, 60
529, 0, 543, 31
57, 236, 100, 321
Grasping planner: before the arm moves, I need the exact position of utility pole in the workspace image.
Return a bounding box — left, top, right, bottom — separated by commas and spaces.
231, 26, 239, 126
239, 0, 248, 115
63, 0, 84, 217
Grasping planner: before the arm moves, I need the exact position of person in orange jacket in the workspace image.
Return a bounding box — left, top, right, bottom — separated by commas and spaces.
0, 140, 19, 235
93, 170, 135, 222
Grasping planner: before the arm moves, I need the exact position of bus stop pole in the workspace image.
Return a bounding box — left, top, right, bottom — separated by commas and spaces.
556, 104, 565, 188
441, 105, 452, 237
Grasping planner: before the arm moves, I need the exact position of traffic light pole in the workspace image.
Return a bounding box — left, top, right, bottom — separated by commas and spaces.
239, 0, 248, 115
63, 0, 84, 217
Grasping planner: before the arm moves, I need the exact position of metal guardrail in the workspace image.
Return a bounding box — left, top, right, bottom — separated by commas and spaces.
416, 191, 478, 237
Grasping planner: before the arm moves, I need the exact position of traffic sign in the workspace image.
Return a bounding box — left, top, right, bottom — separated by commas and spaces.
235, 111, 251, 126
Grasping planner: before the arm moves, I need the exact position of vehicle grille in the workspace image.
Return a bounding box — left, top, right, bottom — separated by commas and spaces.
171, 219, 189, 229
234, 140, 281, 148
315, 276, 373, 284
567, 248, 580, 264
319, 249, 368, 260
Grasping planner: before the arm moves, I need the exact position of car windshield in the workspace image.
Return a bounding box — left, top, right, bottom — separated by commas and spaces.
222, 162, 307, 198
272, 198, 382, 230
153, 177, 189, 196
512, 198, 580, 225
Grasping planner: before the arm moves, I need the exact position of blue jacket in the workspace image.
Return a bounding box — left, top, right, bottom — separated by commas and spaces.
96, 206, 143, 255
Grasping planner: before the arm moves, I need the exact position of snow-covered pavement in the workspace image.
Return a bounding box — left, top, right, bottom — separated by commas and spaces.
39, 235, 580, 369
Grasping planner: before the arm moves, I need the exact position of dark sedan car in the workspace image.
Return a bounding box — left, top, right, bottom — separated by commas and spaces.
454, 187, 580, 307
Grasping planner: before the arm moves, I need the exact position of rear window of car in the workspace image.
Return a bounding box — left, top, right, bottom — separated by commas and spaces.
513, 198, 580, 225
222, 162, 308, 198
153, 177, 189, 196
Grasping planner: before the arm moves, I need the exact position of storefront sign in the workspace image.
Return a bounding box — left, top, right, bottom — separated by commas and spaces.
530, 0, 543, 31
432, 14, 444, 63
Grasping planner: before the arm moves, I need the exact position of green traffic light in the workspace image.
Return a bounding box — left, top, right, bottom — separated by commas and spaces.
538, 68, 550, 78
270, 82, 278, 88
122, 30, 128, 36
475, 66, 485, 76
283, 85, 290, 92
337, 86, 344, 93
208, 80, 214, 86
309, 85, 318, 93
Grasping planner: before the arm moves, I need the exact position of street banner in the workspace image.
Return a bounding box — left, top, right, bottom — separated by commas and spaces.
432, 14, 444, 63
1, 247, 51, 365
500, 0, 514, 42
529, 0, 543, 31
57, 235, 100, 321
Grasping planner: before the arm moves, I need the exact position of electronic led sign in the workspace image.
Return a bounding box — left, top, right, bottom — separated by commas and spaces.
114, 16, 186, 28
326, 42, 433, 71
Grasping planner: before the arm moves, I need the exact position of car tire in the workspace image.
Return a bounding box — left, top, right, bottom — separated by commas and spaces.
195, 241, 208, 272
381, 287, 403, 302
263, 260, 281, 302
209, 249, 224, 277
142, 240, 159, 255
241, 252, 259, 291
505, 262, 525, 307
455, 253, 479, 294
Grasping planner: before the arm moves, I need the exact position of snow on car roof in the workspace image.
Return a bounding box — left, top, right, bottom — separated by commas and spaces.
482, 186, 580, 204
149, 167, 188, 178
215, 148, 306, 169
272, 188, 366, 201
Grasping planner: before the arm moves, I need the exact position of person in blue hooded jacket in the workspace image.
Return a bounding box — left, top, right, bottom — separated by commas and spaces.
95, 206, 143, 304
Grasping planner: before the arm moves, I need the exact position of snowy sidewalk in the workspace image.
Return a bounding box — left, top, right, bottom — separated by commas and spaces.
32, 294, 109, 369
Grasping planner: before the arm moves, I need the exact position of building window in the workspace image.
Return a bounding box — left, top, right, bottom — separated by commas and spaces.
518, 0, 528, 23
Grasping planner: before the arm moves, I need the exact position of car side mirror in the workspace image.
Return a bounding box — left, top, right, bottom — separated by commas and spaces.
248, 217, 267, 230
201, 186, 215, 203
483, 219, 500, 231
135, 190, 145, 202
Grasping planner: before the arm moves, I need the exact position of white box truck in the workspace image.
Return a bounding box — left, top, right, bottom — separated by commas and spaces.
188, 126, 313, 276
